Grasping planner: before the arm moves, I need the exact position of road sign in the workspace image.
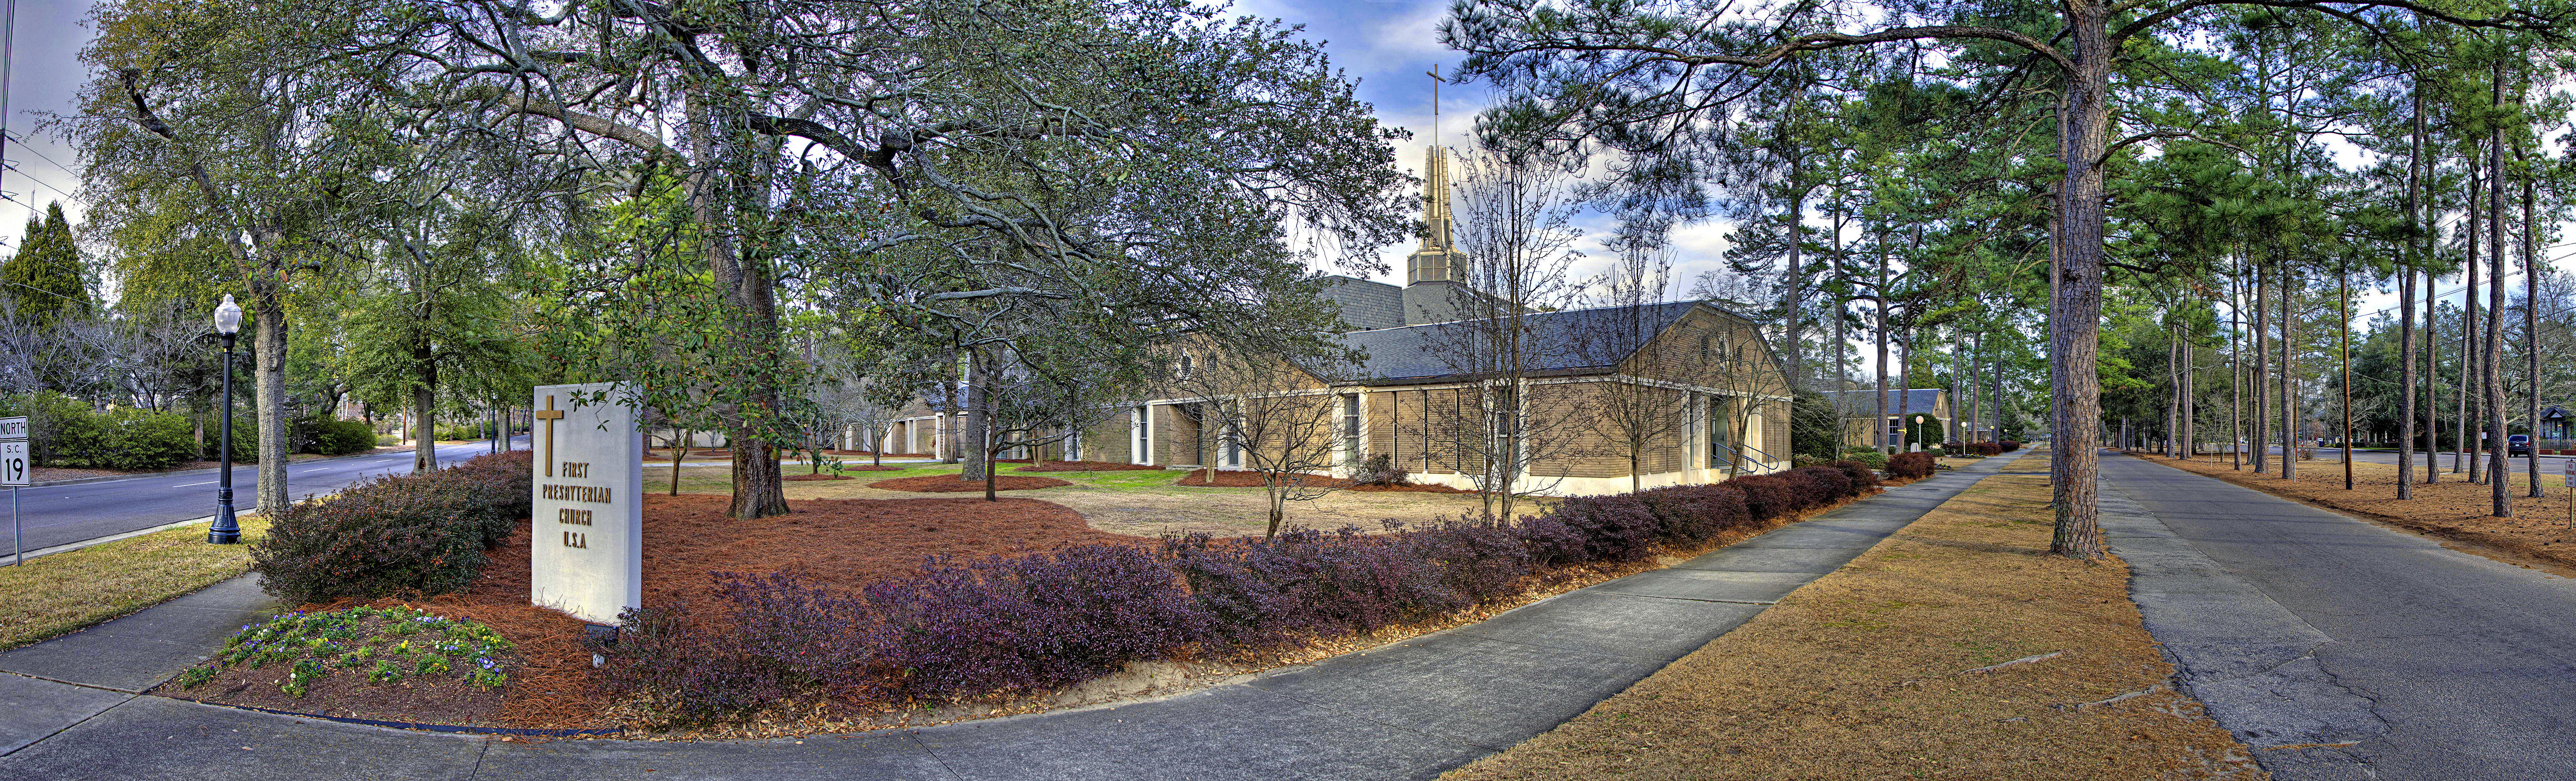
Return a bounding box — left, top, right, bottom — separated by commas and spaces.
1, 416, 19, 566
0, 417, 24, 488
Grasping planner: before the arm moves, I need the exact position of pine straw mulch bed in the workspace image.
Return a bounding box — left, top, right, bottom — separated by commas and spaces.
1015, 460, 1169, 472
154, 494, 1139, 731
2146, 453, 2576, 576
1174, 469, 1474, 493
1444, 471, 2266, 781
151, 482, 1916, 740
869, 473, 1072, 492
647, 483, 1903, 742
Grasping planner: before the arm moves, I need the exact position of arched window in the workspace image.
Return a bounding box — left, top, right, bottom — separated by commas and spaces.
1178, 352, 1194, 379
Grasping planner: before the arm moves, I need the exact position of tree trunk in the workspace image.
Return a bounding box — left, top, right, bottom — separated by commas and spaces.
963, 349, 990, 483
2254, 258, 2270, 473
2523, 140, 2542, 498
412, 319, 439, 473
2463, 167, 2479, 479
255, 280, 289, 515
2281, 260, 2295, 479
2398, 83, 2421, 496
2231, 253, 2244, 469
1782, 183, 1805, 389
2487, 91, 2511, 516
2342, 268, 2353, 489
1899, 327, 1915, 452
2047, 12, 2111, 560
670, 430, 690, 496
1874, 239, 1890, 455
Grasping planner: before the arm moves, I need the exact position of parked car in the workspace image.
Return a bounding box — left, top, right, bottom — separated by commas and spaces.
2509, 434, 2533, 456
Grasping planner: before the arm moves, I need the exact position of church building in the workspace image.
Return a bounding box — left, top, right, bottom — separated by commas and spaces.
877, 145, 1795, 495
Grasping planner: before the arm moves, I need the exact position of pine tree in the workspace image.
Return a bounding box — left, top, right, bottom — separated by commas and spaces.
0, 201, 89, 325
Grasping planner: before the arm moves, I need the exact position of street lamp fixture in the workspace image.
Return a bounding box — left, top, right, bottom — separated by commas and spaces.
210, 295, 242, 545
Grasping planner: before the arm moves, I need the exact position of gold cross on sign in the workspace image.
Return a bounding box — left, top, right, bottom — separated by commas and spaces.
535, 395, 565, 477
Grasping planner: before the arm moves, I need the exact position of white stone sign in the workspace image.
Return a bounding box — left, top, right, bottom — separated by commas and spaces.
529, 382, 643, 626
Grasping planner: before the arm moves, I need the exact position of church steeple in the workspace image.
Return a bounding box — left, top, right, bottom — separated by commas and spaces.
1408, 65, 1456, 286
1420, 146, 1452, 254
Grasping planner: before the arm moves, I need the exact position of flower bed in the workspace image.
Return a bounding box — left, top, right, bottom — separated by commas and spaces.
164, 606, 516, 725
868, 474, 1072, 492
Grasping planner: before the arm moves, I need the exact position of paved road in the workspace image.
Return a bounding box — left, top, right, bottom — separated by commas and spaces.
7, 437, 523, 555
2180, 444, 2576, 471
2102, 453, 2576, 780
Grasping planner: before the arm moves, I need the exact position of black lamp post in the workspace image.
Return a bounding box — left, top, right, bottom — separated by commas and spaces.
209, 295, 243, 545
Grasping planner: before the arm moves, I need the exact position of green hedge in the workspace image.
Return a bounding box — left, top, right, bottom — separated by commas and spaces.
254, 450, 532, 603
303, 419, 376, 456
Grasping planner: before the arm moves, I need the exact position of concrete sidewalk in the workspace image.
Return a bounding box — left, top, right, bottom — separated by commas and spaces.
2102, 453, 2576, 781
0, 457, 2011, 781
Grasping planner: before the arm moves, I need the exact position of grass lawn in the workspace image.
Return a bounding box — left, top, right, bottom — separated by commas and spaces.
1442, 449, 2264, 781
652, 461, 1497, 538
0, 516, 272, 650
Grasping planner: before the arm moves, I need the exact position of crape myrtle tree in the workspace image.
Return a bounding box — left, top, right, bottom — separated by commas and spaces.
1426, 141, 1588, 519
1574, 235, 1695, 493
1444, 0, 2564, 558
338, 0, 1410, 519
1165, 316, 1365, 539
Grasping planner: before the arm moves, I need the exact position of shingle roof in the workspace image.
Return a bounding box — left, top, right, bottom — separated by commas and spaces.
1317, 275, 1404, 331
1333, 301, 1708, 383
1821, 389, 1946, 415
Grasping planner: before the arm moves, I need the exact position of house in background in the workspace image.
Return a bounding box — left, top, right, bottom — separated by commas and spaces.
1820, 388, 1953, 451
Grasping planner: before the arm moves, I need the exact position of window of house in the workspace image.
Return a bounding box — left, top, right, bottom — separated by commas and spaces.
1133, 406, 1151, 465
1708, 396, 1733, 469
1342, 393, 1361, 463
1178, 352, 1193, 379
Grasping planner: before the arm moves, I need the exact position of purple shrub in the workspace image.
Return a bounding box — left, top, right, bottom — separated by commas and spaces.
865, 544, 1208, 700
604, 573, 874, 720
1887, 452, 1936, 479
1548, 494, 1662, 562
1390, 518, 1532, 604
1510, 513, 1590, 568
1786, 466, 1854, 504
1725, 474, 1800, 522
1829, 460, 1882, 493
1636, 483, 1753, 545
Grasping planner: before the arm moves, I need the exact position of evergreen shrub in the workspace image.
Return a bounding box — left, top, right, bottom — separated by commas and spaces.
305, 419, 377, 456
251, 450, 531, 603
1842, 449, 1888, 469
1887, 452, 1937, 479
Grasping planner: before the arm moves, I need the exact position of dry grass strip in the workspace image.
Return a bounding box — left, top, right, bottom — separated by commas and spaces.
0, 516, 271, 650
1442, 469, 2264, 781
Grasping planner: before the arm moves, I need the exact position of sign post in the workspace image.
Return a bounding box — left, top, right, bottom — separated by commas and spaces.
1, 416, 27, 566
528, 383, 643, 630
2562, 458, 2573, 531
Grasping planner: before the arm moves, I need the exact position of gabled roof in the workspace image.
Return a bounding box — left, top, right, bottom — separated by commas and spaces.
1333, 301, 1738, 384
1821, 389, 1947, 416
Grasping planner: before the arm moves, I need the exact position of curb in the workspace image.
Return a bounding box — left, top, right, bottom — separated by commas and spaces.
176, 697, 622, 737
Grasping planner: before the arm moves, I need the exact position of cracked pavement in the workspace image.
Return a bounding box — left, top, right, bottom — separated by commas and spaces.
2102, 453, 2576, 780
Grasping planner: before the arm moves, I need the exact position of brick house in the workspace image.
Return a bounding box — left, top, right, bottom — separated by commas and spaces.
1820, 389, 1954, 451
